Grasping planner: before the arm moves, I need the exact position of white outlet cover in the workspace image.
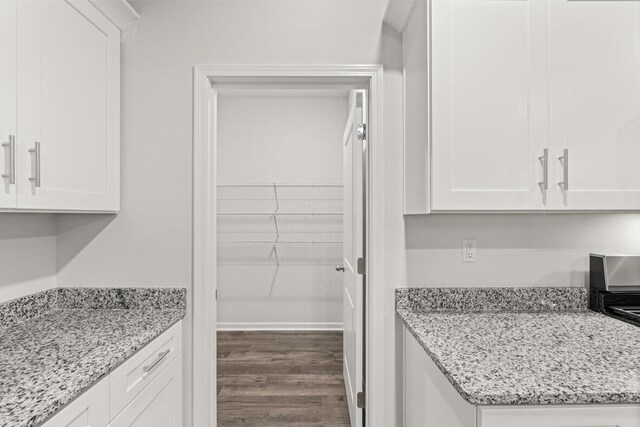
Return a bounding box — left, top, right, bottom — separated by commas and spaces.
462, 239, 477, 263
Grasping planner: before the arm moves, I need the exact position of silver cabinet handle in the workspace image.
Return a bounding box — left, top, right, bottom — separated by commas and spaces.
538, 148, 548, 190
335, 265, 345, 272
28, 142, 40, 188
143, 349, 171, 374
2, 135, 15, 184
558, 149, 568, 190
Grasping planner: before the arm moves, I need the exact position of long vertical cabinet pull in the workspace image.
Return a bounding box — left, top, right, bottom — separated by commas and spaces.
558, 149, 569, 190
28, 142, 41, 187
2, 135, 15, 184
538, 148, 548, 191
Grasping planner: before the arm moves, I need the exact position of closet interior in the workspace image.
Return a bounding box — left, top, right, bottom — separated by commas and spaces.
215, 86, 354, 426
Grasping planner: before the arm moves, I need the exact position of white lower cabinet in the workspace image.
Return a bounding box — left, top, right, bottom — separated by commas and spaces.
41, 377, 110, 427
109, 323, 182, 419
478, 405, 640, 427
108, 355, 182, 427
403, 327, 640, 427
43, 321, 183, 427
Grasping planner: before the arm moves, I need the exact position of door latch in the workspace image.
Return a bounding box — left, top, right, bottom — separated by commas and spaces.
357, 124, 366, 141
357, 391, 365, 408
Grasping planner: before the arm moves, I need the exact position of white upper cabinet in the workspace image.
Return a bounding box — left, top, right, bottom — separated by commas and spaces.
404, 0, 640, 212
548, 0, 640, 210
0, 0, 17, 209
431, 0, 549, 211
16, 0, 120, 212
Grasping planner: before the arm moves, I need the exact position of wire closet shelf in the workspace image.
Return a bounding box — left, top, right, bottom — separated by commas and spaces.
217, 184, 343, 266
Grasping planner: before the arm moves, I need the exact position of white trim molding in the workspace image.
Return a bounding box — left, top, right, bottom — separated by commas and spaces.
217, 322, 344, 331
383, 0, 418, 33
89, 0, 139, 32
192, 64, 384, 427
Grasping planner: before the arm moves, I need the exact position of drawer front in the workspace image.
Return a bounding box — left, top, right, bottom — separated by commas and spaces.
478, 405, 640, 427
42, 375, 109, 427
108, 355, 183, 427
109, 321, 182, 419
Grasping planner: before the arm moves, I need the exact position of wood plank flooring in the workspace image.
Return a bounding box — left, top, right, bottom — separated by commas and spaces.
217, 331, 351, 427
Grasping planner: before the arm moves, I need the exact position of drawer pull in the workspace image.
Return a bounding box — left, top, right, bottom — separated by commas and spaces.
2, 135, 15, 184
558, 148, 569, 191
538, 148, 548, 191
28, 141, 41, 188
143, 349, 171, 375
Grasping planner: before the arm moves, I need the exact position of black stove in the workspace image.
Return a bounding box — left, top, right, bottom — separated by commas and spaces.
589, 254, 640, 327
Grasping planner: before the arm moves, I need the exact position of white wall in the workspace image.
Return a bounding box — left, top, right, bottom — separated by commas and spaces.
0, 215, 57, 302
405, 213, 640, 287
217, 96, 346, 185
216, 95, 347, 328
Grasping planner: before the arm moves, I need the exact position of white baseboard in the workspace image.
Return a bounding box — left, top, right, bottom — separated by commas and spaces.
217, 322, 343, 331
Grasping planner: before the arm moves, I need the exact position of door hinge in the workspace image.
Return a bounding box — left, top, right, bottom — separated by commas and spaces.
357, 391, 366, 408
357, 124, 366, 141
357, 257, 366, 275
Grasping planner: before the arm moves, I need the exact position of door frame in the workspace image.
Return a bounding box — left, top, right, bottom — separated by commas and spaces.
192, 64, 384, 427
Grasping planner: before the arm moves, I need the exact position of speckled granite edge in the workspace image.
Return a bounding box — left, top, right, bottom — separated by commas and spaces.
1, 287, 187, 427
0, 287, 187, 329
396, 286, 587, 313
397, 308, 640, 406
0, 288, 59, 329
56, 287, 187, 310
397, 308, 486, 405
394, 287, 640, 406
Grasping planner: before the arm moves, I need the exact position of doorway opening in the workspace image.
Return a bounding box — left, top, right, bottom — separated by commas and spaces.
193, 66, 383, 427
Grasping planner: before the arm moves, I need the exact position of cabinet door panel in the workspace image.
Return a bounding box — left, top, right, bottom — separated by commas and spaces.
431, 0, 549, 211
17, 0, 119, 212
0, 0, 17, 208
41, 376, 109, 427
109, 323, 182, 419
109, 355, 183, 427
403, 328, 476, 427
549, 0, 640, 210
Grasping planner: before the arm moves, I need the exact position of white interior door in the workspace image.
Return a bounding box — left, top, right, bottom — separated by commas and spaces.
549, 0, 640, 210
16, 0, 120, 211
430, 0, 550, 211
341, 90, 366, 427
0, 0, 17, 208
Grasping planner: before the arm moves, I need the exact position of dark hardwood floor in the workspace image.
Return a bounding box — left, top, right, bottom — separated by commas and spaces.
217, 331, 351, 427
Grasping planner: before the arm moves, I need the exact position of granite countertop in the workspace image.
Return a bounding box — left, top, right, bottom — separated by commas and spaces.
396, 287, 640, 406
0, 288, 187, 427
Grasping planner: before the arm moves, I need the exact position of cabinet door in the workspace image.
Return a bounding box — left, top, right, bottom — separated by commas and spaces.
109, 355, 183, 427
109, 322, 182, 419
549, 0, 640, 210
17, 0, 120, 212
0, 0, 17, 208
403, 328, 476, 427
431, 0, 550, 211
42, 376, 109, 427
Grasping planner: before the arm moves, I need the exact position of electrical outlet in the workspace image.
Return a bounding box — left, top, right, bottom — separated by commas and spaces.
462, 239, 477, 263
